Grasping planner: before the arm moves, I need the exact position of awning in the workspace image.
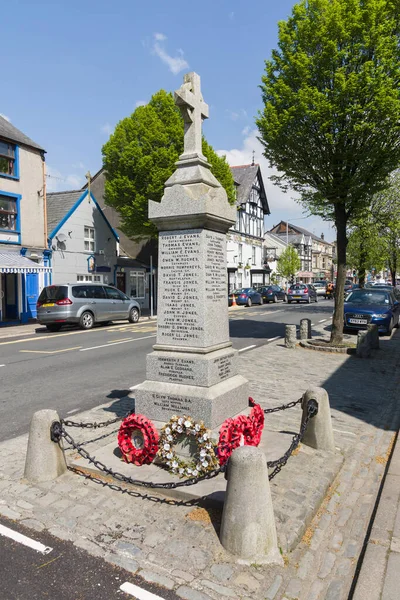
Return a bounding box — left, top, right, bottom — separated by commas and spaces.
0, 250, 52, 274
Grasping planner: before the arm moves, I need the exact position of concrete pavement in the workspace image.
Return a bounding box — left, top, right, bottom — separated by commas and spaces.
0, 318, 399, 599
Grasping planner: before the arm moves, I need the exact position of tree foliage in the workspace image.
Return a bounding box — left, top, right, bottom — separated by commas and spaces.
277, 246, 301, 281
256, 0, 400, 343
102, 90, 235, 241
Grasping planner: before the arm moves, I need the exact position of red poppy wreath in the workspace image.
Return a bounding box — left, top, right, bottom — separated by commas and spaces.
217, 399, 265, 465
117, 414, 159, 466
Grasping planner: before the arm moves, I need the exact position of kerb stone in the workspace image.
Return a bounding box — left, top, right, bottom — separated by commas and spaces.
301, 387, 335, 452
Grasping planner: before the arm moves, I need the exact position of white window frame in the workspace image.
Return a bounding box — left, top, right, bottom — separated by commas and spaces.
77, 274, 102, 282
129, 271, 145, 299
84, 226, 95, 252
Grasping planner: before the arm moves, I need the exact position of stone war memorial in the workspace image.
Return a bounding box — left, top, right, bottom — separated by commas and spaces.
133, 71, 248, 429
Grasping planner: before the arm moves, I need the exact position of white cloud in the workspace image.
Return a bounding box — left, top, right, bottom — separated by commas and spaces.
101, 123, 114, 135
0, 113, 10, 122
152, 33, 189, 75
217, 129, 335, 241
46, 165, 84, 193
71, 161, 86, 170
226, 110, 240, 121
135, 100, 147, 108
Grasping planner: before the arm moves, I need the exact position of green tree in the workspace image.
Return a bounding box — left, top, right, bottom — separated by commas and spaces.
346, 220, 386, 287
256, 0, 400, 344
277, 246, 301, 282
102, 90, 235, 241
372, 170, 400, 285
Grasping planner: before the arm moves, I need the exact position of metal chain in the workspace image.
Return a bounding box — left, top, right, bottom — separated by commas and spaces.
57, 425, 226, 489
52, 398, 317, 489
63, 428, 120, 450
263, 397, 303, 414
267, 399, 318, 480
61, 410, 133, 429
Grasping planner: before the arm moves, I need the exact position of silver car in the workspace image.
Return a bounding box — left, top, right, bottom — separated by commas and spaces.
37, 283, 141, 332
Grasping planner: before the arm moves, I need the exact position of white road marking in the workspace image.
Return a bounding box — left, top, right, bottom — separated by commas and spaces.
0, 523, 52, 554
67, 408, 80, 415
267, 336, 280, 342
319, 319, 328, 323
80, 334, 156, 352
238, 344, 257, 353
0, 364, 4, 367
120, 582, 166, 599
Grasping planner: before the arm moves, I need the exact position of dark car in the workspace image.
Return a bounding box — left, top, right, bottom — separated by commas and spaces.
287, 283, 318, 304
256, 285, 287, 304
228, 288, 263, 307
344, 288, 400, 335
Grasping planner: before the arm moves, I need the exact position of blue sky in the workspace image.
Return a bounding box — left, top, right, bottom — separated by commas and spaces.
2, 0, 335, 241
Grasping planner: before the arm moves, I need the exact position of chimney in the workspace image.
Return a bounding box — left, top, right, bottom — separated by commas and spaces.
321, 233, 324, 240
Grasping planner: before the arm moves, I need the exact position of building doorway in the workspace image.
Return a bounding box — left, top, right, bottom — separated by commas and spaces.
1, 273, 18, 321
116, 271, 126, 294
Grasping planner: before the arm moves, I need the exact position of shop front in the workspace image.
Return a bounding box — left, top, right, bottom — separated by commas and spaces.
0, 249, 51, 324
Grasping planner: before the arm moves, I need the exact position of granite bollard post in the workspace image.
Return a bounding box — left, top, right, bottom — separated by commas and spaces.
301, 387, 335, 452
220, 445, 282, 565
24, 409, 67, 483
367, 324, 379, 349
285, 324, 297, 349
300, 318, 312, 340
356, 330, 371, 358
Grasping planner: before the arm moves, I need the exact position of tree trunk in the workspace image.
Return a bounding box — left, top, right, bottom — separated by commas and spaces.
331, 204, 347, 345
358, 238, 367, 288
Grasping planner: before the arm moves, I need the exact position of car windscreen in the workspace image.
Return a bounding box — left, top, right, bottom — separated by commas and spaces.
38, 286, 68, 302
313, 283, 324, 287
345, 291, 391, 305
291, 284, 306, 290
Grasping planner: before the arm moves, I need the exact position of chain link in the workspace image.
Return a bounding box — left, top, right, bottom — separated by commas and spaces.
61, 411, 133, 429
267, 399, 318, 480
263, 396, 303, 414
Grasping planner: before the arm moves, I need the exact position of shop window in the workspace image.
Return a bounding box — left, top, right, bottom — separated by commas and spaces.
130, 271, 145, 298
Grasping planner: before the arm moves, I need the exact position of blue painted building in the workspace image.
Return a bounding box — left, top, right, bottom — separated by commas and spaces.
47, 189, 119, 287
0, 116, 51, 324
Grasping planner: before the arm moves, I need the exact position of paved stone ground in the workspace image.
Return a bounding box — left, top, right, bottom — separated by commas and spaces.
1, 323, 399, 600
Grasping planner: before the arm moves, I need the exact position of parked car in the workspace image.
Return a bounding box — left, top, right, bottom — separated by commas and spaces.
228, 288, 263, 307
37, 283, 141, 331
313, 281, 328, 298
255, 285, 287, 303
344, 280, 353, 294
287, 283, 318, 304
344, 288, 400, 335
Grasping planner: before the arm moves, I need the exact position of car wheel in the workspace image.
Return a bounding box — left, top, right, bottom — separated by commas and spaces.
46, 324, 62, 332
386, 319, 394, 336
247, 298, 252, 307
79, 311, 94, 330
297, 300, 300, 304
273, 294, 278, 303
307, 296, 311, 304
287, 299, 292, 304
315, 295, 318, 303
128, 307, 140, 323
258, 297, 263, 305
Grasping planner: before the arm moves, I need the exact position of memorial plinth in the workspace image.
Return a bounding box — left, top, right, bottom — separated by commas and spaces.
133, 72, 248, 428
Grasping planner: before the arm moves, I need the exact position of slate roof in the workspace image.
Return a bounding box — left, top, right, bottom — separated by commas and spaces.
289, 223, 332, 245
0, 115, 45, 152
47, 190, 83, 234
229, 164, 270, 214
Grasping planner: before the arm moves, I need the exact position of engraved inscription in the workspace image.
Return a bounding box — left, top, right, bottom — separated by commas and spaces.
213, 355, 233, 380
205, 233, 226, 302
157, 357, 195, 382
152, 393, 193, 413
158, 231, 203, 343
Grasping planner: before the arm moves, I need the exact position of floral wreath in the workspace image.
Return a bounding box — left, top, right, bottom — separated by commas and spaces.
158, 415, 219, 478
118, 414, 159, 466
217, 399, 265, 465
